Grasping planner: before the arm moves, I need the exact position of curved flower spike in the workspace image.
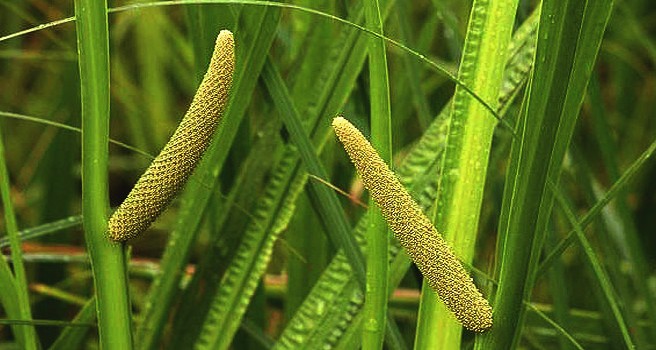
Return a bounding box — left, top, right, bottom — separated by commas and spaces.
108, 30, 235, 242
332, 116, 493, 332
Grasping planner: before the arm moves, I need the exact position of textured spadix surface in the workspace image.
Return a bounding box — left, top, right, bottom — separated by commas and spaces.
108, 30, 235, 242
332, 116, 493, 332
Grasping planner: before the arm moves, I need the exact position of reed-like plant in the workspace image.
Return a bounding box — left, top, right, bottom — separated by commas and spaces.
1, 1, 654, 349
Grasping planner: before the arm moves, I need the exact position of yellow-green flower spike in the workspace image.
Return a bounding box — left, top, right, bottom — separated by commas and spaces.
108, 30, 235, 242
332, 116, 493, 332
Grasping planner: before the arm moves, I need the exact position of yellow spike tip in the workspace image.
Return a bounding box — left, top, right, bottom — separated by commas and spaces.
332, 116, 493, 332
108, 30, 235, 242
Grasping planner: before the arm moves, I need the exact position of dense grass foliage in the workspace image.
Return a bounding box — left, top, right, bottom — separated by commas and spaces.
1, 0, 655, 349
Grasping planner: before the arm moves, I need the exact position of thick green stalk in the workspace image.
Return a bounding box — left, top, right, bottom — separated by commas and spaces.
74, 0, 133, 348
414, 0, 517, 348
475, 1, 614, 348
363, 0, 392, 348
0, 124, 38, 349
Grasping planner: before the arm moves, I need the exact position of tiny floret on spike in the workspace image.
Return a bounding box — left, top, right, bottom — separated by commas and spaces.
108, 30, 235, 242
332, 116, 493, 332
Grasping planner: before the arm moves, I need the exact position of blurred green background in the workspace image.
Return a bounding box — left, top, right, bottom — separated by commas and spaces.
0, 0, 655, 349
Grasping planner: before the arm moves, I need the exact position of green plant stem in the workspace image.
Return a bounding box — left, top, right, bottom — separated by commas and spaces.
0, 124, 38, 349
414, 0, 517, 348
262, 60, 366, 286
475, 1, 613, 348
74, 0, 133, 348
363, 0, 392, 348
